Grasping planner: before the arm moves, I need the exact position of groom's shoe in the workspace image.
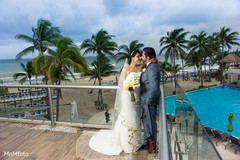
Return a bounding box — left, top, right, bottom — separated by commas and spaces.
148, 141, 154, 154
140, 143, 148, 150
140, 139, 149, 149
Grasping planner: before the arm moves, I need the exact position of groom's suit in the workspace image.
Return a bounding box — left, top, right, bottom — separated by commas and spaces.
140, 62, 161, 147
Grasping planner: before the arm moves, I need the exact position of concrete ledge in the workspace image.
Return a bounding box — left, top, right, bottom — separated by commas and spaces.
0, 117, 51, 125
0, 117, 112, 129
55, 121, 112, 129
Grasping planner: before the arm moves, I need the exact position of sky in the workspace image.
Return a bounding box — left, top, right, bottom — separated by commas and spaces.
0, 0, 240, 59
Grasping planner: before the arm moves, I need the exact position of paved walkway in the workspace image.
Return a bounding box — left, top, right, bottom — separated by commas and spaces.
211, 138, 240, 160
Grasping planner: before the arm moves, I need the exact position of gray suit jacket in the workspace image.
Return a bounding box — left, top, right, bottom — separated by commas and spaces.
140, 62, 161, 106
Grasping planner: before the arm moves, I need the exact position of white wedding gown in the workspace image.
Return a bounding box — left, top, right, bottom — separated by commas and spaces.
89, 72, 143, 155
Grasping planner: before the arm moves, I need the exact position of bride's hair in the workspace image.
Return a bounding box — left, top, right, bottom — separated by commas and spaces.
127, 50, 139, 64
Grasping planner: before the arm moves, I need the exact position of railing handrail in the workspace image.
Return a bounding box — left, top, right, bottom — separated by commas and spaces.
159, 86, 170, 160
0, 84, 119, 90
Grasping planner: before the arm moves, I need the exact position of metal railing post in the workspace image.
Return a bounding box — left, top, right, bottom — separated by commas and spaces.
159, 86, 170, 160
47, 88, 55, 128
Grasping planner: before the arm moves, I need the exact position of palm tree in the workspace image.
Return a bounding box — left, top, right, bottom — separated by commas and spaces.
116, 40, 144, 62
159, 28, 189, 91
13, 61, 35, 84
80, 29, 118, 104
51, 69, 71, 85
15, 18, 62, 84
234, 48, 240, 57
171, 64, 182, 75
33, 37, 89, 121
88, 54, 118, 94
15, 18, 61, 60
180, 53, 187, 81
185, 51, 200, 78
214, 27, 240, 82
188, 31, 216, 87
158, 60, 172, 81
205, 35, 219, 75
33, 37, 89, 85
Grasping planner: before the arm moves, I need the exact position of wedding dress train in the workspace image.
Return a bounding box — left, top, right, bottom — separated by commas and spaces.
89, 72, 143, 155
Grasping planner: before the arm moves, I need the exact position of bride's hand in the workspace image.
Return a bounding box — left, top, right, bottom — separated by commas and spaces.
129, 87, 134, 93
151, 57, 158, 63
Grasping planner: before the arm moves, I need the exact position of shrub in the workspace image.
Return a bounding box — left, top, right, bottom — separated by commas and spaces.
186, 84, 217, 92
95, 101, 108, 110
0, 88, 8, 95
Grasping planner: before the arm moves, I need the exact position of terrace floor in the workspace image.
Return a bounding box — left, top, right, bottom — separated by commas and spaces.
1, 121, 239, 160
211, 137, 240, 160
0, 122, 158, 160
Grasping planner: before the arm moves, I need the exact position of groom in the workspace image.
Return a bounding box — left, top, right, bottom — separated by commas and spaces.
140, 47, 161, 153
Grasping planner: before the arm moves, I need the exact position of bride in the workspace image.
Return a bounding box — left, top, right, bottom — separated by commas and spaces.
89, 50, 144, 155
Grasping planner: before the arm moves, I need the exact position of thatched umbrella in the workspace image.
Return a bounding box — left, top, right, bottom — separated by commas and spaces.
220, 54, 240, 63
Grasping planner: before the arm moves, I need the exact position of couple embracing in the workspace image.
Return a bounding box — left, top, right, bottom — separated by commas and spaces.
89, 47, 161, 155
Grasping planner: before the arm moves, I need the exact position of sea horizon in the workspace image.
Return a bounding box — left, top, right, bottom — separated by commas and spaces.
0, 55, 219, 85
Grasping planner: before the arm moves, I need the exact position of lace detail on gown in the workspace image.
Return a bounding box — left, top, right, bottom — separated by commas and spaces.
89, 72, 143, 155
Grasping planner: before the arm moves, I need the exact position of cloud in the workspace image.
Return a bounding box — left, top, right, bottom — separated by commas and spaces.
0, 39, 38, 59
0, 0, 240, 59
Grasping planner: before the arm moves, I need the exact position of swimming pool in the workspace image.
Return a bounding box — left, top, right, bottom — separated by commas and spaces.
165, 85, 240, 138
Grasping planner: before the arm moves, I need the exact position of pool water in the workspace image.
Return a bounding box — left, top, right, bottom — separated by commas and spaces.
165, 85, 240, 137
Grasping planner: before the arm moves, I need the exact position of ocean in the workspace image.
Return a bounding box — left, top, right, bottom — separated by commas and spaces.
0, 55, 216, 85
0, 56, 126, 84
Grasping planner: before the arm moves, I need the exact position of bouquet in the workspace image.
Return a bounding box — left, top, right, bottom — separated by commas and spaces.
123, 75, 140, 102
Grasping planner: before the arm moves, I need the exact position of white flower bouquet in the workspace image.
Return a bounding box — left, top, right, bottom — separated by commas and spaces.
123, 75, 140, 102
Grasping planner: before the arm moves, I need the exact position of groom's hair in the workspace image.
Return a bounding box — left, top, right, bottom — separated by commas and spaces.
143, 47, 156, 59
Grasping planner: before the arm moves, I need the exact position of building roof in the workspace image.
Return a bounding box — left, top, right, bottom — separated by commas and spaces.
220, 54, 240, 63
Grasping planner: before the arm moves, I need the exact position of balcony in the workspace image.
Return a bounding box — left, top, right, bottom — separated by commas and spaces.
0, 85, 162, 160
0, 83, 225, 160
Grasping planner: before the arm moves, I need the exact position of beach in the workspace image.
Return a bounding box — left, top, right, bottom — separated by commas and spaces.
1, 74, 221, 124
0, 56, 221, 124
53, 75, 221, 124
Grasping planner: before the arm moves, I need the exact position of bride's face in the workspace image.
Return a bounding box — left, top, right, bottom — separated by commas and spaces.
131, 53, 141, 64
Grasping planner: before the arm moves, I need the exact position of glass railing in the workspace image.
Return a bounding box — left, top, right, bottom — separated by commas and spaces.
0, 87, 50, 122
163, 81, 222, 160
0, 85, 118, 128
0, 84, 173, 159
51, 87, 117, 126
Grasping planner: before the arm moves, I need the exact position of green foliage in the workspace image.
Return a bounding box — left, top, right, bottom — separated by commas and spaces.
186, 84, 217, 92
0, 88, 9, 95
160, 28, 189, 89
159, 28, 189, 63
44, 114, 50, 120
117, 40, 144, 62
33, 36, 89, 85
81, 29, 118, 57
88, 54, 118, 81
94, 101, 108, 110
44, 113, 56, 120
13, 61, 35, 84
188, 31, 218, 87
81, 29, 118, 104
158, 60, 172, 76
15, 18, 61, 60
